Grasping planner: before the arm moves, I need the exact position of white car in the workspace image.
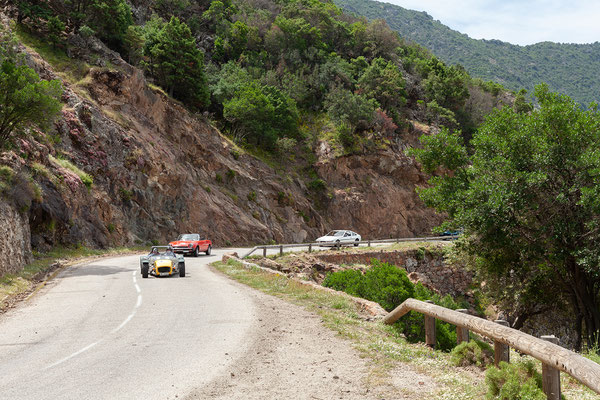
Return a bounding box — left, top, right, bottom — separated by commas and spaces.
315, 230, 361, 247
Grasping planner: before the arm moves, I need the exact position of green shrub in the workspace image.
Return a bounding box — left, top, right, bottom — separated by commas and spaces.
485, 361, 545, 400
450, 339, 493, 368
308, 178, 326, 192
230, 149, 240, 160
323, 260, 469, 351
107, 223, 115, 233
226, 168, 236, 180
215, 173, 223, 183
119, 188, 132, 202
0, 166, 14, 184
247, 190, 257, 202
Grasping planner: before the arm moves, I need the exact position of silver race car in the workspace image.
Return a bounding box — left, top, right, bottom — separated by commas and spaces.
139, 246, 185, 278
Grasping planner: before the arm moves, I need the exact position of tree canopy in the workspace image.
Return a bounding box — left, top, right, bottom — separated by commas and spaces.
143, 16, 210, 109
410, 84, 600, 349
0, 30, 62, 148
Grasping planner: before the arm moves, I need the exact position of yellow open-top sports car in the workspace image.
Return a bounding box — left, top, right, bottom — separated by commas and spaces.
139, 246, 185, 278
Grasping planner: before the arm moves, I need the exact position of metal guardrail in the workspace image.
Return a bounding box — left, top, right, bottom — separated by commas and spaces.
384, 299, 600, 399
240, 235, 457, 259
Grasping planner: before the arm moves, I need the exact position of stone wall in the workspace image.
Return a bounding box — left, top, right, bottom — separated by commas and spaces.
0, 200, 32, 275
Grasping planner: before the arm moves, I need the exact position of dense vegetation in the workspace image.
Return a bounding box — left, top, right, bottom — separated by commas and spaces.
334, 0, 600, 106
323, 259, 470, 351
411, 84, 600, 350
0, 27, 62, 148
11, 0, 508, 153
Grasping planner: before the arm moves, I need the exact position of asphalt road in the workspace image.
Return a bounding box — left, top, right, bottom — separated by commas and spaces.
0, 247, 257, 400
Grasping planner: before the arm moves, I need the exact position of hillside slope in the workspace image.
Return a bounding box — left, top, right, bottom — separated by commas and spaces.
0, 0, 515, 274
0, 21, 446, 273
334, 0, 600, 105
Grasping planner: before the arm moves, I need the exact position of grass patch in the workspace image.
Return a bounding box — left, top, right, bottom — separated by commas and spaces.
0, 246, 145, 312
16, 26, 90, 84
213, 258, 484, 397
213, 258, 600, 399
49, 155, 93, 189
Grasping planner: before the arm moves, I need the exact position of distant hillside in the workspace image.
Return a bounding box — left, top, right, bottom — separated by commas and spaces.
334, 0, 600, 105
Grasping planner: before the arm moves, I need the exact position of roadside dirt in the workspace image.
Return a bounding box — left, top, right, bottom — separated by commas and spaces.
185, 270, 435, 400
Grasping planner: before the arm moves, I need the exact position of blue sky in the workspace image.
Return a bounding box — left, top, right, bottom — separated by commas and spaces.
385, 0, 600, 45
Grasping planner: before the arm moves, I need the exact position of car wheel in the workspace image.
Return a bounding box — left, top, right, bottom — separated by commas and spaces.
354, 239, 359, 247
179, 263, 185, 277
335, 239, 341, 249
193, 246, 199, 257
205, 245, 212, 256
141, 264, 149, 278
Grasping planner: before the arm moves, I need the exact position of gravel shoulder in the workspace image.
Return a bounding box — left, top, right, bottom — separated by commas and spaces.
186, 265, 436, 400
186, 273, 374, 399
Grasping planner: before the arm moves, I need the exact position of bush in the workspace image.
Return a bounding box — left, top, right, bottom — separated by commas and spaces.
323, 259, 470, 351
119, 188, 132, 201
324, 259, 414, 312
450, 340, 493, 368
308, 178, 326, 192
485, 361, 545, 400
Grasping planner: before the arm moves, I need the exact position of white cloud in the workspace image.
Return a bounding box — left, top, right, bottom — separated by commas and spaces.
384, 0, 600, 45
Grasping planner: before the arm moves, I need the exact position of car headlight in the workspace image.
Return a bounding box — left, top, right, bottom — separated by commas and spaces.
188, 244, 193, 248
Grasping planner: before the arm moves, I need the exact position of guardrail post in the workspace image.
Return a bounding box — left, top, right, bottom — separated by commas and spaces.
494, 320, 510, 366
541, 335, 561, 400
279, 245, 283, 256
456, 309, 470, 344
424, 300, 436, 348
308, 243, 312, 253
368, 240, 371, 247
263, 247, 267, 257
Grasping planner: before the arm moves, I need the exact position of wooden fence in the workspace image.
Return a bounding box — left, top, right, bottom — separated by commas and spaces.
384, 298, 600, 399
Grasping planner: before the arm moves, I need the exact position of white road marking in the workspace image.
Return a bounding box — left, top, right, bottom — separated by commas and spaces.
111, 311, 136, 334
46, 268, 143, 369
45, 341, 100, 369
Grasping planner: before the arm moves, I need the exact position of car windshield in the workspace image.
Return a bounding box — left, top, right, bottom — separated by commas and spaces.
326, 231, 345, 237
178, 234, 199, 241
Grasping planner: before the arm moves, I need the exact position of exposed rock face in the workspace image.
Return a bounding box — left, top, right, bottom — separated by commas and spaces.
1, 25, 445, 275
316, 150, 444, 239
0, 200, 32, 275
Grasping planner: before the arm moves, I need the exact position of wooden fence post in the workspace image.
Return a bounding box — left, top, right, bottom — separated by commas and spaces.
308, 243, 312, 253
368, 240, 371, 247
456, 309, 470, 344
263, 247, 267, 257
424, 300, 436, 348
541, 335, 561, 400
279, 245, 283, 256
494, 320, 510, 366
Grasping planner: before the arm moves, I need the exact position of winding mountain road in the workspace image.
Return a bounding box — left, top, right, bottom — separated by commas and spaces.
0, 247, 387, 400
0, 248, 261, 399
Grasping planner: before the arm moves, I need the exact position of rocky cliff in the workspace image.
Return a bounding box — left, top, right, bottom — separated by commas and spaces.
1, 24, 443, 269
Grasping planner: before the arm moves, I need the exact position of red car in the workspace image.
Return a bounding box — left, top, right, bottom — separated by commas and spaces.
169, 234, 212, 257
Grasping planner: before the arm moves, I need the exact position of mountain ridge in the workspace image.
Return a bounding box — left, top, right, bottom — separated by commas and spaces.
334, 0, 600, 105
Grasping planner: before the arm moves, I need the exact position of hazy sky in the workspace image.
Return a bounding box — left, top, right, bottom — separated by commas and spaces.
385, 0, 600, 45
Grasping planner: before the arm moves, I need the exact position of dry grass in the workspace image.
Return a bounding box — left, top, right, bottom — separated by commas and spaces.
214, 258, 600, 399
